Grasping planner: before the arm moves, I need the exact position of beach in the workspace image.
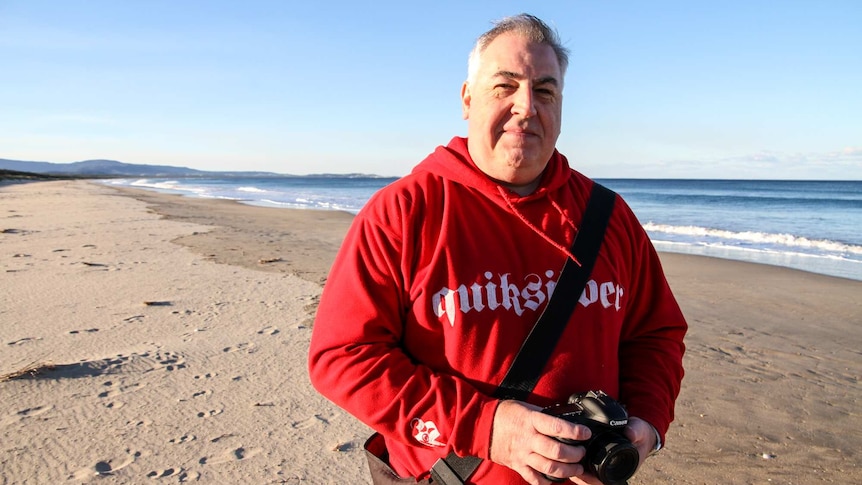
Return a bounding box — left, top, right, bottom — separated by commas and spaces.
2, 180, 860, 484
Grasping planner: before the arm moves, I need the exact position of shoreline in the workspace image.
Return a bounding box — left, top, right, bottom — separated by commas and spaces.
2, 180, 860, 483
115, 183, 862, 285
98, 177, 862, 283
109, 185, 356, 286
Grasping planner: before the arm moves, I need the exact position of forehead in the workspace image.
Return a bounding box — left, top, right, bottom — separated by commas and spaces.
477, 32, 562, 80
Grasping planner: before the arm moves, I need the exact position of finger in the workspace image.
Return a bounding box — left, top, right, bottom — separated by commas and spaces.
568, 474, 604, 485
531, 434, 586, 464
524, 452, 585, 483
532, 412, 592, 443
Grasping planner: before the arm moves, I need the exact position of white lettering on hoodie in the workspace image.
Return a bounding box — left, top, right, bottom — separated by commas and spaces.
432, 270, 624, 326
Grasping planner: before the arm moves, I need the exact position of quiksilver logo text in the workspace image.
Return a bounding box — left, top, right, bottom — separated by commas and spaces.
432, 270, 624, 327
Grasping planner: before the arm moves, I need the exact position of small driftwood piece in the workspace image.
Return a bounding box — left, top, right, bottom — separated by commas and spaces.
0, 361, 56, 382
143, 301, 172, 307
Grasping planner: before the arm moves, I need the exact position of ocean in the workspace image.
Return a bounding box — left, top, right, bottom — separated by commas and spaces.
102, 177, 862, 282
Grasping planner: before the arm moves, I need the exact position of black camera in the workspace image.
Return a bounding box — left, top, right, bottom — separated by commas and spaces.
541, 390, 639, 485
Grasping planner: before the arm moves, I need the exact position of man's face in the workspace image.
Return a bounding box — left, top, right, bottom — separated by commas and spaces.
461, 32, 563, 189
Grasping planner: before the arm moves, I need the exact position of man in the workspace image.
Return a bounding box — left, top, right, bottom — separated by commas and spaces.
309, 14, 686, 484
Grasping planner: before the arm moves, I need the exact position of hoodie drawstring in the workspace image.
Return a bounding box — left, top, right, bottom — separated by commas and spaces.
497, 186, 582, 266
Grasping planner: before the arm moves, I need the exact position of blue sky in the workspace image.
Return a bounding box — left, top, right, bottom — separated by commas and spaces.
2, 1, 860, 179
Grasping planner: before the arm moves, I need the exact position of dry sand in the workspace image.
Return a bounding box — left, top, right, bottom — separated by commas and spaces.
1, 180, 859, 484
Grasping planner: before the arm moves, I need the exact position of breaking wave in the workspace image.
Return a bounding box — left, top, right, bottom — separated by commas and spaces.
642, 223, 862, 256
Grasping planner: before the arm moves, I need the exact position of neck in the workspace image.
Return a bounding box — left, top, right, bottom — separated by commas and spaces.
502, 177, 542, 196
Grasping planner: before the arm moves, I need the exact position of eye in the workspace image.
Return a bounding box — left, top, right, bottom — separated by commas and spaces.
492, 83, 516, 97
535, 87, 558, 100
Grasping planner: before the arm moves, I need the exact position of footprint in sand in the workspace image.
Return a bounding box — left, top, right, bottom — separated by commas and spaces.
200, 446, 262, 465
23, 405, 51, 415
196, 409, 223, 418
146, 467, 183, 479
128, 418, 153, 428
74, 351, 186, 376
178, 389, 212, 403
291, 414, 331, 430
256, 326, 280, 336
97, 382, 144, 399
70, 449, 142, 479
98, 382, 144, 409
222, 342, 256, 354
154, 351, 187, 372
169, 434, 196, 445
178, 470, 200, 482
0, 406, 53, 427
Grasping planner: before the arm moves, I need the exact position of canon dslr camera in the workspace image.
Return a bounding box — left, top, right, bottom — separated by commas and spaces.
541, 390, 640, 485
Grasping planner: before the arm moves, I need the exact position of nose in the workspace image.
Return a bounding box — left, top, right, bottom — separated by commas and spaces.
511, 86, 537, 118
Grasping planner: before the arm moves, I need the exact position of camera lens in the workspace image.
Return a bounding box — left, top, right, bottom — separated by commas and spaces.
602, 448, 638, 481
586, 434, 639, 485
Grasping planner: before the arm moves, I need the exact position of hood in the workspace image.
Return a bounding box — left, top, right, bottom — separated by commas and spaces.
412, 137, 583, 262
412, 137, 571, 199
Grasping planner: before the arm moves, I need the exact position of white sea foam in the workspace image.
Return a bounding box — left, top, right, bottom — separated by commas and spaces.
249, 198, 357, 213
123, 178, 211, 196
651, 239, 862, 280
128, 179, 180, 190
643, 223, 862, 256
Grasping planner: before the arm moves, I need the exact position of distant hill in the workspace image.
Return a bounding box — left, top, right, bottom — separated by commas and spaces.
0, 158, 280, 178
0, 169, 78, 182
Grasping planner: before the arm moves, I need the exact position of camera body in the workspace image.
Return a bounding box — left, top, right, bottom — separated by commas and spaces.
541, 390, 639, 485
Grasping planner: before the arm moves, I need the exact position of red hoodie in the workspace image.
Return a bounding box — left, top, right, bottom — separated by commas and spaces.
308, 137, 686, 483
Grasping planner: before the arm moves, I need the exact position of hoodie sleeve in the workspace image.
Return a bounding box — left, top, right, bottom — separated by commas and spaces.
307, 187, 499, 467
614, 200, 687, 444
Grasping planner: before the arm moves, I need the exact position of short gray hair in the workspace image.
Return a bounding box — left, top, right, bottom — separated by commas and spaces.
466, 13, 569, 85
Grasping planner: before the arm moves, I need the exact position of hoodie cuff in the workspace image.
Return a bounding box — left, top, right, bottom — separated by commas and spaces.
468, 398, 502, 460
646, 420, 662, 456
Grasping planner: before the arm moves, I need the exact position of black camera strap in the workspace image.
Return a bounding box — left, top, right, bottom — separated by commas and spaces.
429, 183, 617, 484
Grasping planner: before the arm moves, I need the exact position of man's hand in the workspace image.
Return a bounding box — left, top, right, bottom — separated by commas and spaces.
567, 416, 657, 485
624, 416, 659, 469
489, 400, 594, 484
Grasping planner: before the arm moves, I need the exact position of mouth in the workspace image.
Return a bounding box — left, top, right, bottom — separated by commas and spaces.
501, 129, 539, 142
501, 123, 539, 138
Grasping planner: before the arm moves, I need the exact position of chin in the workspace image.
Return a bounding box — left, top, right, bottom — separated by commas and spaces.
505, 152, 546, 170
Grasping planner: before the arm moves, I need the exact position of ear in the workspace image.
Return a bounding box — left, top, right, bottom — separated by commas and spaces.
460, 81, 471, 120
